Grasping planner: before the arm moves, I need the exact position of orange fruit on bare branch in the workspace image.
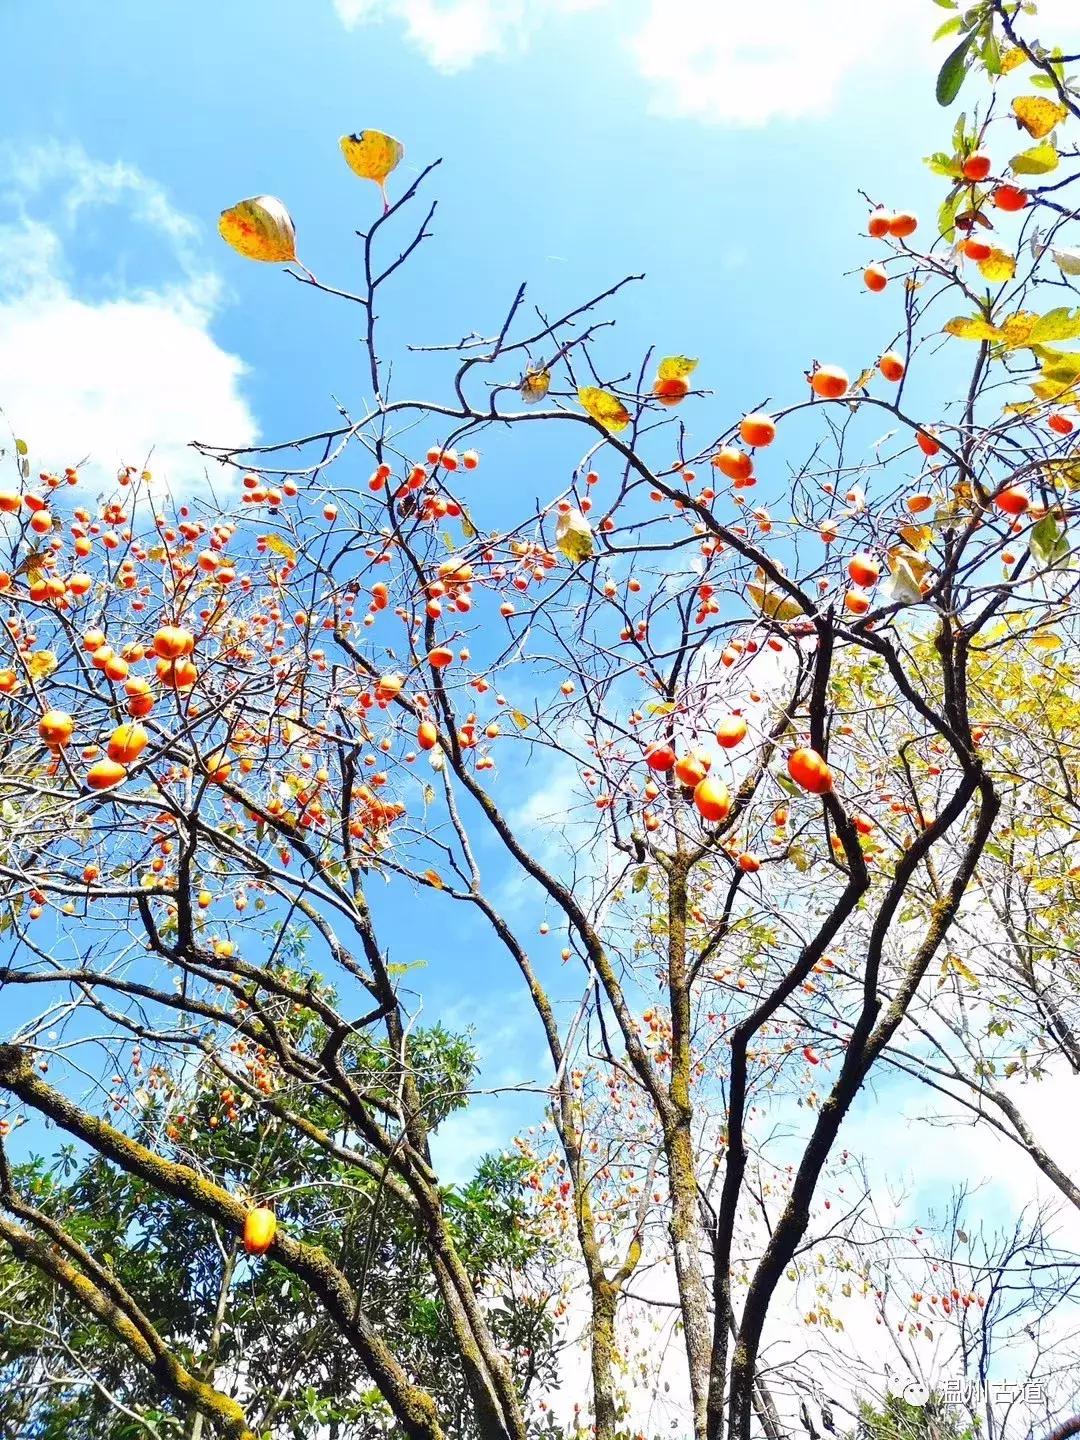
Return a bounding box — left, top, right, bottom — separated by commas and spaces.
712, 447, 754, 482
39, 710, 74, 748
644, 742, 676, 772
787, 747, 833, 795
107, 724, 148, 766
693, 776, 732, 823
152, 625, 195, 660
652, 355, 698, 406
879, 351, 906, 382
739, 413, 776, 448
86, 758, 127, 791
888, 211, 918, 238
674, 751, 711, 788
811, 366, 849, 399
715, 716, 747, 749
847, 553, 880, 588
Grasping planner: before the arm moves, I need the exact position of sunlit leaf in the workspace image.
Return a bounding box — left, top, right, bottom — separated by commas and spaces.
645, 701, 676, 715
1029, 513, 1070, 568
898, 525, 933, 552
1030, 630, 1063, 649
936, 32, 977, 106
1012, 95, 1068, 138
1029, 308, 1080, 345
977, 248, 1016, 282
1010, 140, 1059, 175
555, 507, 595, 564
14, 439, 27, 456
28, 650, 58, 680
883, 547, 931, 605
944, 314, 1000, 340
519, 367, 551, 404
632, 866, 649, 893
340, 131, 404, 209
422, 868, 445, 890
747, 577, 805, 624
1000, 46, 1027, 74
510, 709, 531, 731
656, 355, 699, 381
578, 387, 631, 432
999, 311, 1038, 349
218, 196, 297, 263
264, 533, 297, 563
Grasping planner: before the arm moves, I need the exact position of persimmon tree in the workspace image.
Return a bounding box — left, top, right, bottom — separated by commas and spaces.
3, 4, 1080, 1439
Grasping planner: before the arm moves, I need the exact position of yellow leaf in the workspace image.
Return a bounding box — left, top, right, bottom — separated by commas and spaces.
850, 367, 876, 392
999, 311, 1038, 349
519, 368, 550, 404
944, 315, 1000, 341
1000, 46, 1027, 74
218, 196, 297, 263
28, 651, 57, 680
897, 525, 932, 553
422, 868, 445, 890
656, 355, 699, 381
510, 709, 531, 731
1029, 309, 1080, 345
747, 578, 805, 624
264, 533, 297, 563
578, 387, 631, 432
1012, 96, 1068, 139
555, 507, 595, 564
977, 248, 1016, 283
340, 131, 404, 208
1030, 631, 1062, 650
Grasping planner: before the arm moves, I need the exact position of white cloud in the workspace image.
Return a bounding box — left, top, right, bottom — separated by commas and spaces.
333, 0, 1080, 125
332, 0, 602, 72
0, 144, 255, 495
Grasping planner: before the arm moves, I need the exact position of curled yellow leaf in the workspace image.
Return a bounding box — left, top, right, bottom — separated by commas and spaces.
555, 507, 595, 564
218, 196, 297, 263
747, 576, 805, 624
1012, 96, 1068, 139
519, 367, 551, 404
578, 387, 631, 432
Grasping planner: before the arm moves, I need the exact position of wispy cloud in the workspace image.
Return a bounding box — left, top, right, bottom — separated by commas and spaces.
326, 0, 1080, 126
0, 143, 255, 493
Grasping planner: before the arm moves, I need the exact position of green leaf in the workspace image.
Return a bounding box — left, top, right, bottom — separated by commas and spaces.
1010, 140, 1059, 175
1029, 512, 1070, 568
938, 186, 962, 241
932, 15, 963, 40
1029, 308, 1080, 344
937, 33, 976, 105
632, 866, 649, 893
14, 439, 27, 456
982, 28, 1002, 76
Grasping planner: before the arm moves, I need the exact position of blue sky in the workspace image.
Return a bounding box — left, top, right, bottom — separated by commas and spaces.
3, 0, 1079, 1176
6, 2, 1080, 1423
